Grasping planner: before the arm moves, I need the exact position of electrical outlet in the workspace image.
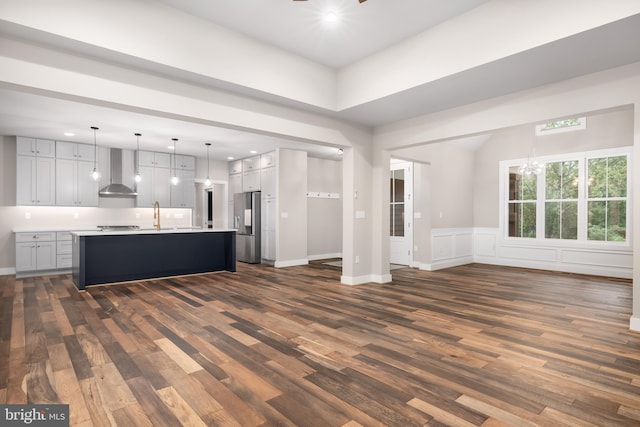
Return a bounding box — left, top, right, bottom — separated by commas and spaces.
355, 255, 360, 263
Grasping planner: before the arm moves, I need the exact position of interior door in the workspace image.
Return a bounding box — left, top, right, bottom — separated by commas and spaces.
390, 161, 413, 265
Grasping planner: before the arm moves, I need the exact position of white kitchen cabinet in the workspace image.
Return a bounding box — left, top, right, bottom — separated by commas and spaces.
242, 169, 260, 192
136, 164, 171, 207
16, 155, 56, 206
242, 156, 260, 172
138, 150, 171, 168
261, 197, 277, 261
229, 173, 242, 200
15, 232, 57, 272
56, 157, 99, 206
170, 169, 195, 208
56, 232, 73, 269
229, 160, 242, 175
172, 154, 195, 170
16, 137, 55, 158
260, 167, 276, 199
260, 152, 276, 169
56, 141, 95, 161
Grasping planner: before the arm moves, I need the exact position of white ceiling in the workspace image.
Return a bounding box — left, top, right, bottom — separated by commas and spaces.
156, 0, 490, 68
1, 2, 639, 160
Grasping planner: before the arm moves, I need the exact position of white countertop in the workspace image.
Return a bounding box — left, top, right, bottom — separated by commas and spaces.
71, 228, 236, 237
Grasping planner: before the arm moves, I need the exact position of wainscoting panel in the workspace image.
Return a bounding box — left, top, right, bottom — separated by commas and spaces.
498, 245, 558, 263
561, 249, 632, 269
469, 228, 632, 279
431, 229, 474, 270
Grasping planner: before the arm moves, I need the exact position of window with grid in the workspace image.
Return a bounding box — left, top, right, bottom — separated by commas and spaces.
587, 156, 627, 241
503, 149, 629, 243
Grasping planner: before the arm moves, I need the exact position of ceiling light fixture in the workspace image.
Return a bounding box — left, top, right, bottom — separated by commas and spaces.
134, 133, 142, 183
204, 143, 212, 187
518, 148, 544, 176
64, 132, 75, 137
90, 126, 100, 181
171, 138, 179, 185
249, 150, 257, 154
324, 11, 337, 23
227, 156, 234, 160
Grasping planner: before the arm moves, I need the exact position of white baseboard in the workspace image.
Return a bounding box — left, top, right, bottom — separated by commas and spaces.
372, 274, 392, 284
341, 275, 373, 286
629, 316, 640, 332
274, 259, 309, 268
0, 267, 15, 276
430, 256, 474, 271
308, 253, 342, 261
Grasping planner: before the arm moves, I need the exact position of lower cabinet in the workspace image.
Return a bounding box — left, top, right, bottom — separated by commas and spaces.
56, 232, 73, 269
15, 232, 57, 272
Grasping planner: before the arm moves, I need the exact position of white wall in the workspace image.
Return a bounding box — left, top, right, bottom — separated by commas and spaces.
276, 149, 308, 267
392, 143, 475, 229
307, 157, 342, 259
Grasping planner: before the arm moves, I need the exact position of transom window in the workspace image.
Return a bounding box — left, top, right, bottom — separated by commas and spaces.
503, 148, 630, 243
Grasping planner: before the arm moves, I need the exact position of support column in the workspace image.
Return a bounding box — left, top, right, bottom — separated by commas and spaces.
371, 148, 391, 283
341, 139, 373, 285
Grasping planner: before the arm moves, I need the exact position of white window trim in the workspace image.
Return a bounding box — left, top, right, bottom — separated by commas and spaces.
499, 146, 632, 249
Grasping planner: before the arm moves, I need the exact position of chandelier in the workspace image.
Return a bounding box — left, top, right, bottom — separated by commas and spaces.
518, 147, 544, 176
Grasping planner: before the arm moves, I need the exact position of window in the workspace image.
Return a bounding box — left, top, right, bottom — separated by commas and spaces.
535, 117, 586, 136
587, 155, 627, 241
545, 160, 578, 239
502, 148, 630, 244
390, 169, 405, 237
508, 167, 537, 237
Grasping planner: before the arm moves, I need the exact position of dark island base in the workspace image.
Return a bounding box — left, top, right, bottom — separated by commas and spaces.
72, 231, 236, 290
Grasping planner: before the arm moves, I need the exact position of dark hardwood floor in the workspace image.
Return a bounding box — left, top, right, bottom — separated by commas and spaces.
1, 262, 639, 426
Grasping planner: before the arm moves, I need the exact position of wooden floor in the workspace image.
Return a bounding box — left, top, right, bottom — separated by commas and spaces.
1, 262, 640, 426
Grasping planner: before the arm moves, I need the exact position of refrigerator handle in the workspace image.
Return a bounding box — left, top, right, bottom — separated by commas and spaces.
234, 215, 240, 229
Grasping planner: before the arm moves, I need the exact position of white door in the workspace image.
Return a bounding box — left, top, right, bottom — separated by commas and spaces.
390, 161, 413, 265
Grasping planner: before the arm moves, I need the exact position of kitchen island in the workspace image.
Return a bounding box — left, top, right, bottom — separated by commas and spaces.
71, 229, 236, 290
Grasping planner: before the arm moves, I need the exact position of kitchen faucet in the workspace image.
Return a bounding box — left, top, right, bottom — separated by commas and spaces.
153, 201, 160, 231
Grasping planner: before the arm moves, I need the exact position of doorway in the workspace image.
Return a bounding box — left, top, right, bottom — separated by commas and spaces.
390, 160, 413, 265
200, 182, 227, 229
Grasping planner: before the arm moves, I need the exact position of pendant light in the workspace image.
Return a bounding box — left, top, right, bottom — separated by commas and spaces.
90, 126, 100, 181
134, 133, 142, 183
170, 138, 179, 185
204, 142, 212, 187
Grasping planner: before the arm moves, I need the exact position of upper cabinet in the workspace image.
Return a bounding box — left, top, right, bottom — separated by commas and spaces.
242, 156, 260, 172
16, 137, 55, 206
55, 141, 99, 206
136, 151, 171, 207
172, 154, 195, 171
138, 151, 171, 168
16, 137, 55, 158
260, 152, 276, 169
229, 160, 242, 175
56, 141, 95, 161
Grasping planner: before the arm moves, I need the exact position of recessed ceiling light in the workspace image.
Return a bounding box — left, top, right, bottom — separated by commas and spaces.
64, 132, 75, 137
250, 150, 257, 154
227, 156, 234, 160
324, 11, 338, 23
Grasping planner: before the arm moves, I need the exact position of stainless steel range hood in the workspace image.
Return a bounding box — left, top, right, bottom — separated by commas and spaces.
99, 148, 138, 197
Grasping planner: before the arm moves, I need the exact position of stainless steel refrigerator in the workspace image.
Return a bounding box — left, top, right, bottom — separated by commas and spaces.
233, 191, 261, 263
